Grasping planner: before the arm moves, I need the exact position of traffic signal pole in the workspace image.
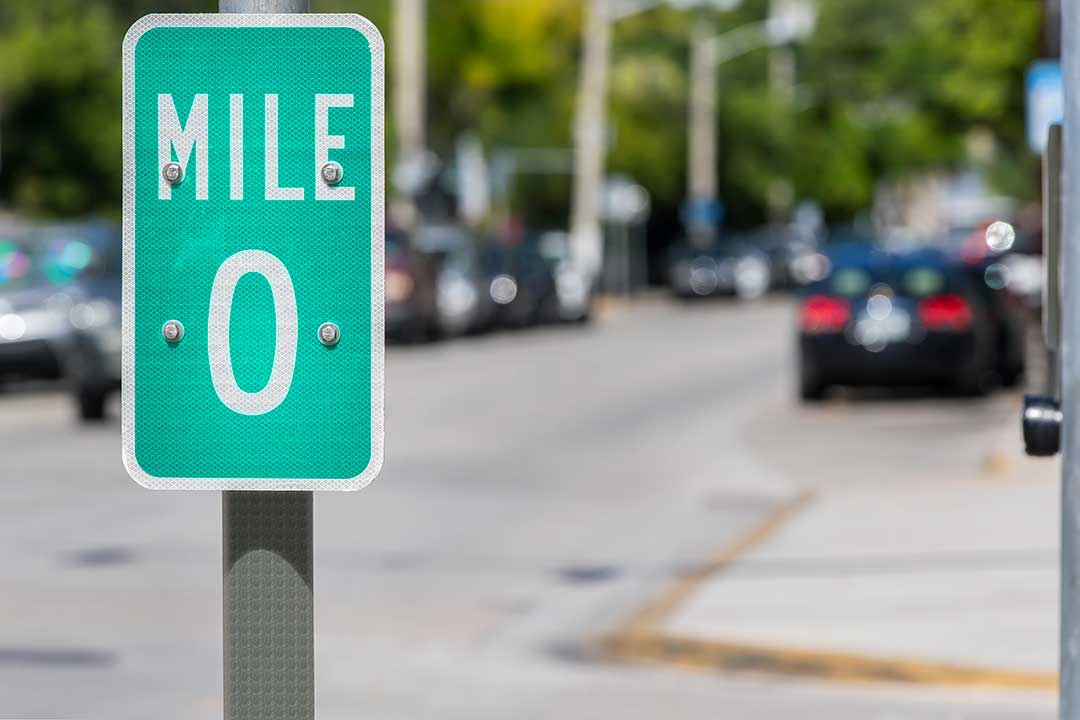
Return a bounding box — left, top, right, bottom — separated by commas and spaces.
1062, 1, 1080, 714
217, 6, 313, 720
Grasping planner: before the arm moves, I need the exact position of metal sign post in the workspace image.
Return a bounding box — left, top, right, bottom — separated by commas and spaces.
1064, 1, 1080, 715
224, 490, 313, 720
121, 3, 384, 718
1047, 123, 1064, 397
1024, 124, 1065, 458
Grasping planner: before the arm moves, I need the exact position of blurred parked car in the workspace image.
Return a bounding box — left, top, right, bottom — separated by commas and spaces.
414, 224, 497, 337
798, 243, 1024, 400
946, 223, 1044, 311
385, 228, 440, 343
0, 226, 66, 384
0, 222, 121, 420
668, 236, 772, 300
535, 231, 592, 323
755, 227, 822, 290
61, 225, 123, 421
481, 238, 561, 329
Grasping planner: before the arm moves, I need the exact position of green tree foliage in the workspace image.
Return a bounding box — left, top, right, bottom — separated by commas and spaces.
0, 1, 128, 218
0, 0, 1044, 225
789, 0, 1041, 218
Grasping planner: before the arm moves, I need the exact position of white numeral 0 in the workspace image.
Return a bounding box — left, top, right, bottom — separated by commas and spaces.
208, 250, 298, 416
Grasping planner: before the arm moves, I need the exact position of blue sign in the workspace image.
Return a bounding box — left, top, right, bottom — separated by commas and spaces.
681, 198, 725, 230
1027, 61, 1063, 154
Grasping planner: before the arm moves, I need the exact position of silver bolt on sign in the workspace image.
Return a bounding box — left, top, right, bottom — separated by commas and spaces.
162, 320, 185, 344
320, 162, 343, 185
318, 322, 340, 346
162, 162, 184, 185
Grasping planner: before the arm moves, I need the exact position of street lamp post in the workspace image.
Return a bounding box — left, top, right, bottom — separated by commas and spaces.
393, 0, 426, 230
570, 0, 813, 276
571, 0, 743, 279
687, 13, 721, 246
684, 0, 816, 242
570, 0, 613, 282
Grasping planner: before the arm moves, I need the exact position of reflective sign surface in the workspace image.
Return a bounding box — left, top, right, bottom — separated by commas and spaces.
122, 14, 384, 490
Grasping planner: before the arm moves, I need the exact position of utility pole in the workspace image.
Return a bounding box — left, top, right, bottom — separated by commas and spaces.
394, 0, 426, 228
683, 1, 815, 239
1063, 0, 1080, 713
216, 6, 313, 720
686, 12, 720, 245
570, 0, 611, 280
768, 0, 799, 102
768, 45, 796, 102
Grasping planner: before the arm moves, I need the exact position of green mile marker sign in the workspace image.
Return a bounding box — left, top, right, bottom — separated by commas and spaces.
121, 14, 385, 491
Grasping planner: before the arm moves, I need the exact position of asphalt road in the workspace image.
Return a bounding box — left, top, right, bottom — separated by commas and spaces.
0, 297, 1055, 719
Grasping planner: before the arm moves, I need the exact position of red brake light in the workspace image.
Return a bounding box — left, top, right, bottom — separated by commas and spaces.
385, 269, 416, 303
919, 294, 972, 331
800, 295, 850, 333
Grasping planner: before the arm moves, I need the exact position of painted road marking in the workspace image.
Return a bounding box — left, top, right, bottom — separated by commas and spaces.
598, 490, 1058, 691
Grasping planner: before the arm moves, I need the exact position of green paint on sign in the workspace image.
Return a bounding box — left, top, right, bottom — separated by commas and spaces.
122, 15, 385, 490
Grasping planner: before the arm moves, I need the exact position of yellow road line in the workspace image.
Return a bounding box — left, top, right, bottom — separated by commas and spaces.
620, 491, 815, 636
599, 489, 1057, 691
602, 633, 1058, 691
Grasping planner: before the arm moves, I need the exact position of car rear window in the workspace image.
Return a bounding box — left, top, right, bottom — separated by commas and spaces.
902, 266, 946, 297
825, 264, 953, 298
829, 268, 872, 297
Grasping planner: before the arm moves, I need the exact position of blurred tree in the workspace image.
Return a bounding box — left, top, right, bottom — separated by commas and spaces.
0, 1, 127, 218
791, 0, 1041, 220
0, 0, 1044, 229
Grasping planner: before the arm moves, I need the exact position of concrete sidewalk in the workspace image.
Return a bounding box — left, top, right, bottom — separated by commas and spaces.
604, 409, 1062, 691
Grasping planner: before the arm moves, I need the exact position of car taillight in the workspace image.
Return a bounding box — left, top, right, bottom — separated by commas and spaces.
385, 269, 416, 303
800, 295, 850, 333
919, 294, 972, 331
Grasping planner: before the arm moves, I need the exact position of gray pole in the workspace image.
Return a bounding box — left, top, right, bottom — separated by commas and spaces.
220, 0, 307, 10
1062, 1, 1080, 715
570, 0, 611, 280
217, 6, 312, 720
687, 12, 719, 246
393, 0, 426, 230
1046, 123, 1063, 398
223, 492, 313, 720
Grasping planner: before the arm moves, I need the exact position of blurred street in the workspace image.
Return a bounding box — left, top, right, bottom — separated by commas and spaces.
0, 297, 1059, 719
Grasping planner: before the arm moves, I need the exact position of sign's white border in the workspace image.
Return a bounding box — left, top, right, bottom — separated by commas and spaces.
121, 13, 385, 491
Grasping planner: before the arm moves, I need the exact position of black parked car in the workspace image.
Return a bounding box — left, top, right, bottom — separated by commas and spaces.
481, 239, 560, 329
798, 243, 1025, 400
754, 227, 823, 290
534, 230, 592, 323
668, 236, 772, 300
385, 228, 440, 343
413, 224, 498, 337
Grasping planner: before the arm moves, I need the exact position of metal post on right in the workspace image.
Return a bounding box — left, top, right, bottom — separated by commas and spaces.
1061, 1, 1080, 715
1046, 122, 1064, 398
